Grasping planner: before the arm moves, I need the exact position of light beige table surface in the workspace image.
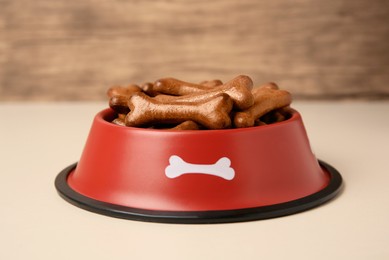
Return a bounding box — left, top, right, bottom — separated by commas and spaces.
1, 101, 388, 260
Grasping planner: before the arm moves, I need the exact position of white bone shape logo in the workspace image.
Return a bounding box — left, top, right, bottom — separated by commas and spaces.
165, 155, 235, 180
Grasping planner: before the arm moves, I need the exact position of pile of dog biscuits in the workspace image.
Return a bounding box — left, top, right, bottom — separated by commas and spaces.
107, 75, 292, 130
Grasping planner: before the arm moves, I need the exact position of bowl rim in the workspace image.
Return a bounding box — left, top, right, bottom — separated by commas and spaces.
98, 107, 301, 134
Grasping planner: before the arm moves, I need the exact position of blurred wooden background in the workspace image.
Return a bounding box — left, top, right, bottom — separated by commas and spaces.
0, 0, 388, 101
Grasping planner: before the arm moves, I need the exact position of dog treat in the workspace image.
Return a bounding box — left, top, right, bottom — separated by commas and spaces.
153, 75, 254, 110
109, 95, 131, 114
125, 92, 233, 129
233, 86, 292, 128
145, 79, 223, 98
107, 75, 294, 130
107, 84, 141, 98
198, 75, 254, 110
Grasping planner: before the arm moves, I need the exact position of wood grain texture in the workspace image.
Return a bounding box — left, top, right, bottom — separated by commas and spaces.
1, 0, 389, 101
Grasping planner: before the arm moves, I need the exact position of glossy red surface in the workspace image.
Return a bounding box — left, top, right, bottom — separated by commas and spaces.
67, 108, 329, 211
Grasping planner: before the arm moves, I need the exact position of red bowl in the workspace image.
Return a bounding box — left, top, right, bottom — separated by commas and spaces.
55, 108, 342, 223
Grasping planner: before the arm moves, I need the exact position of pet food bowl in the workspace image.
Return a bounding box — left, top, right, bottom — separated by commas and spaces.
55, 108, 342, 224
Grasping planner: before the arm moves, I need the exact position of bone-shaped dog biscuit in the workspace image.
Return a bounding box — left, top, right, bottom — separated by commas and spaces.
234, 86, 292, 128
109, 95, 131, 114
106, 76, 293, 130
125, 92, 233, 129
165, 155, 235, 180
153, 75, 254, 110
